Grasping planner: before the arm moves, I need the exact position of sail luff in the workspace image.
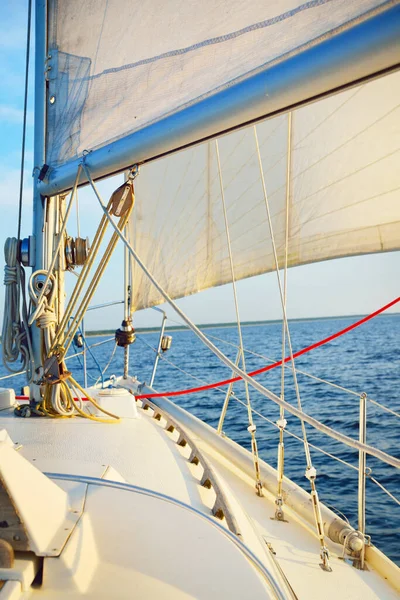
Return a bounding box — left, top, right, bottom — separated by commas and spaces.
39, 3, 400, 196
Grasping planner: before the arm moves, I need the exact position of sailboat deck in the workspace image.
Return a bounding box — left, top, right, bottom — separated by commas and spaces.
0, 395, 398, 600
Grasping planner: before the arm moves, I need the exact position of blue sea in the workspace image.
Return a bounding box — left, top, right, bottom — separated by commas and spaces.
2, 313, 399, 565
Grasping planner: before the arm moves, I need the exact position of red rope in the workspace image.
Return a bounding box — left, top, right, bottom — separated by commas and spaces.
136, 296, 400, 399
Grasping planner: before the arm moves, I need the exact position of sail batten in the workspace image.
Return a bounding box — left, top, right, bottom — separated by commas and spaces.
40, 1, 400, 196
127, 70, 400, 311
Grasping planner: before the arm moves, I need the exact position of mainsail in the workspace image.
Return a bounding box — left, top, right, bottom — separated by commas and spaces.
129, 71, 400, 311
41, 0, 400, 195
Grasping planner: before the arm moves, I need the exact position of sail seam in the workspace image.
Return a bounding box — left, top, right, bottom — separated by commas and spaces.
86, 0, 337, 81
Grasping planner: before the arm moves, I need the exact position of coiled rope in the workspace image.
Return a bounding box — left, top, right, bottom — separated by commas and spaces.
2, 238, 33, 380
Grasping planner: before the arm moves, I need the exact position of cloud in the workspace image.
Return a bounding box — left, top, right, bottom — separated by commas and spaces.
0, 105, 33, 126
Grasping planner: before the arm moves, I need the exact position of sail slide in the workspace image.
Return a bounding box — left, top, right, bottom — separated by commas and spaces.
40, 0, 400, 195
129, 70, 400, 311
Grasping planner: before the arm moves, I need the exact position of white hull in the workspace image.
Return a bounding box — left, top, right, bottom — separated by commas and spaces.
0, 381, 398, 599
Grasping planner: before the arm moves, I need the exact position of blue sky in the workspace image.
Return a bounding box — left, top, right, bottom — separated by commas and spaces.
0, 1, 398, 332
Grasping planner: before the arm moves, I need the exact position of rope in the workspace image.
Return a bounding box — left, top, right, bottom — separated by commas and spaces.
2, 238, 34, 380
136, 297, 400, 398
138, 337, 400, 516
0, 337, 115, 381
83, 163, 400, 470
254, 125, 330, 569
196, 329, 400, 419
205, 330, 361, 396
254, 125, 313, 469
138, 334, 359, 474
215, 139, 263, 494
23, 164, 126, 422
29, 166, 82, 327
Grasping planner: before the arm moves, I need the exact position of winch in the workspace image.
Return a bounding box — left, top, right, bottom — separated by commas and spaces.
65, 236, 90, 267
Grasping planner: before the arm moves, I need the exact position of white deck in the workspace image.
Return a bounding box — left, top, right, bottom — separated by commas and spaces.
0, 389, 399, 600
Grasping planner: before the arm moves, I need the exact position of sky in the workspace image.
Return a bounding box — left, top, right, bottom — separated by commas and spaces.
0, 1, 398, 332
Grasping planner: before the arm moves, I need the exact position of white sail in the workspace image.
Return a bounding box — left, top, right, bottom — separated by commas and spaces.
46, 0, 393, 169
129, 70, 400, 311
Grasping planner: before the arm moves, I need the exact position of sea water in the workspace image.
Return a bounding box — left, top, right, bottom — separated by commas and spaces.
2, 313, 399, 565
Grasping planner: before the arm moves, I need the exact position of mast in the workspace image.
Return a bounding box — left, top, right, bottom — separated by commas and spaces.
31, 0, 48, 399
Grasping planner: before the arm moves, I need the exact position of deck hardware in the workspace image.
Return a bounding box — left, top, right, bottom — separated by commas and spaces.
110, 181, 134, 217
38, 163, 50, 182
19, 236, 35, 267
65, 236, 90, 268
140, 397, 241, 537
273, 417, 287, 521
266, 541, 276, 555
356, 392, 367, 570
177, 435, 187, 447
201, 476, 212, 489
149, 312, 167, 387
73, 333, 84, 348
189, 452, 199, 465
213, 508, 225, 520
115, 318, 136, 348
160, 335, 172, 352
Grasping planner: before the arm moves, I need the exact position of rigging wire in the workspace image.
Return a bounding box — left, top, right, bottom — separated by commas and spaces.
253, 124, 313, 470
2, 1, 34, 380
275, 111, 292, 519
137, 321, 400, 419
95, 342, 118, 386
159, 317, 400, 419
135, 335, 400, 506
215, 139, 263, 495
17, 0, 32, 242
83, 163, 400, 470
71, 327, 105, 387
135, 297, 400, 398
137, 334, 400, 509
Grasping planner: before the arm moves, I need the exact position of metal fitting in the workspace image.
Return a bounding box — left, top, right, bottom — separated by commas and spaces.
65, 236, 90, 267
18, 236, 35, 267
115, 318, 136, 348
160, 335, 172, 352
305, 466, 317, 480
32, 272, 53, 296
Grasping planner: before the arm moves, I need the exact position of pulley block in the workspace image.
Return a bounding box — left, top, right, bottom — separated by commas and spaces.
109, 181, 135, 217
115, 318, 136, 347
65, 236, 90, 267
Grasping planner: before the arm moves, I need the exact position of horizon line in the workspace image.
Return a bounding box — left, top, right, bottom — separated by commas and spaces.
86, 310, 400, 336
